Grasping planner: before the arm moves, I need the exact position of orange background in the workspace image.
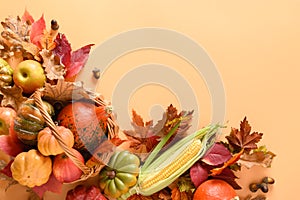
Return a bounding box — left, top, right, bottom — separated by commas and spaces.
1, 1, 300, 199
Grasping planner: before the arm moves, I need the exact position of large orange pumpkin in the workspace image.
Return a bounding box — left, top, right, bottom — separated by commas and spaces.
57, 101, 108, 153
193, 179, 238, 200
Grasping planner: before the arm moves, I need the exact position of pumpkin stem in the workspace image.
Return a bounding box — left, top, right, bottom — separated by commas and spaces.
106, 170, 116, 179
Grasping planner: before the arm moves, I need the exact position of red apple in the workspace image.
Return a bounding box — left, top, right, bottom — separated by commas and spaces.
53, 148, 84, 183
13, 60, 46, 94
0, 107, 16, 135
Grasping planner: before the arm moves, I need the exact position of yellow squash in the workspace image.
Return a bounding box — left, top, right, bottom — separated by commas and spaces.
11, 149, 52, 187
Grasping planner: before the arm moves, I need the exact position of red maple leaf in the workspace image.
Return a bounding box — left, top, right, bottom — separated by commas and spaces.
30, 14, 46, 48
53, 33, 94, 79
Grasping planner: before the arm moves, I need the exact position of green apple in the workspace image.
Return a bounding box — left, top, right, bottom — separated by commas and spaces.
13, 60, 46, 94
0, 107, 16, 135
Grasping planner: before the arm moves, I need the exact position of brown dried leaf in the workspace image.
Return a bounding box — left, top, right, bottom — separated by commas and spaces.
226, 117, 263, 153
0, 85, 27, 110
43, 79, 94, 102
238, 148, 276, 169
122, 110, 159, 161
40, 29, 57, 50
21, 41, 40, 60
171, 187, 192, 200
88, 136, 126, 166
1, 16, 30, 42
242, 194, 266, 200
153, 105, 193, 142
156, 189, 172, 200
128, 189, 171, 200
27, 189, 41, 200
40, 49, 65, 80
128, 194, 154, 200
0, 16, 36, 60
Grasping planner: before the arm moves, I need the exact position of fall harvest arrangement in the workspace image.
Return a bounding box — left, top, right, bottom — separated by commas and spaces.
0, 10, 276, 200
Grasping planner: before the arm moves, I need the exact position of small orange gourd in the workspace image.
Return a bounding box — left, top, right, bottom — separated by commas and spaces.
38, 126, 74, 156
10, 149, 52, 187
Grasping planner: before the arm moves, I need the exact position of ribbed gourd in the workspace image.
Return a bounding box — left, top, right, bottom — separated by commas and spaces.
14, 99, 54, 146
0, 58, 13, 87
10, 149, 52, 187
37, 126, 74, 156
99, 151, 140, 199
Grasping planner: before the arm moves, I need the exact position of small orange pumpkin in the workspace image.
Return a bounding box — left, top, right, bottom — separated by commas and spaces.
10, 149, 52, 187
38, 126, 74, 156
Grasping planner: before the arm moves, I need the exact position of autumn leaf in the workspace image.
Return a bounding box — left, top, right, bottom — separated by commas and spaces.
53, 33, 71, 66
53, 33, 93, 79
171, 187, 192, 200
123, 110, 159, 161
40, 20, 59, 51
21, 41, 40, 60
128, 194, 154, 200
176, 175, 195, 193
226, 117, 263, 153
0, 85, 27, 110
22, 9, 34, 24
202, 143, 232, 166
155, 189, 172, 200
40, 49, 65, 80
153, 105, 193, 146
238, 146, 276, 169
190, 162, 208, 188
0, 160, 13, 178
42, 79, 94, 102
40, 30, 57, 51
0, 160, 18, 191
66, 44, 94, 78
30, 14, 46, 49
0, 15, 34, 59
88, 136, 126, 166
1, 15, 30, 42
212, 167, 242, 190
210, 148, 244, 176
243, 194, 266, 200
32, 173, 63, 198
0, 135, 24, 157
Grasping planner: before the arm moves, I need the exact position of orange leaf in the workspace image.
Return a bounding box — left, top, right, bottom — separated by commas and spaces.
128, 194, 153, 200
171, 187, 191, 200
210, 148, 244, 176
21, 9, 34, 24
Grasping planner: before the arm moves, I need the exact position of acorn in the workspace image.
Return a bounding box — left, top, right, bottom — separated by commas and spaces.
260, 182, 269, 193
249, 183, 261, 192
92, 68, 101, 79
262, 176, 275, 185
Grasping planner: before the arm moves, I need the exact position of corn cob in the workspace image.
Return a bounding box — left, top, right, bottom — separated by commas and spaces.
118, 124, 221, 199
140, 139, 202, 189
